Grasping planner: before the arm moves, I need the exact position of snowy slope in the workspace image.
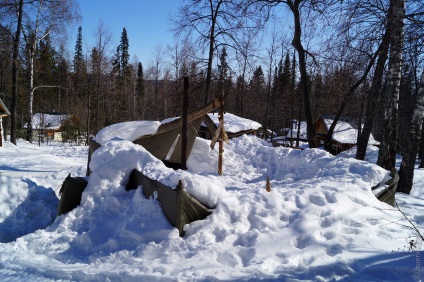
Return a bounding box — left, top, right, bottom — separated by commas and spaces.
0, 137, 422, 281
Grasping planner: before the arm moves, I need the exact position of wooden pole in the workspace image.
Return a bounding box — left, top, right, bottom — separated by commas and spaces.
181, 77, 189, 170
218, 91, 224, 175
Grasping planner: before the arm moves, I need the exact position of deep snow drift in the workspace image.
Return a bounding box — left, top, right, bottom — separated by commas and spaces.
0, 136, 423, 281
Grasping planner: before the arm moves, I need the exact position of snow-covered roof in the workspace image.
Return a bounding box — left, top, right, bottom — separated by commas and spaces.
206, 112, 262, 133
27, 113, 72, 130
94, 121, 161, 145
323, 118, 379, 145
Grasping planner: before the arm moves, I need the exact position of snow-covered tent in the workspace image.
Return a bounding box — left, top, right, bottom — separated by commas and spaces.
199, 112, 262, 140
82, 99, 227, 235
91, 98, 225, 170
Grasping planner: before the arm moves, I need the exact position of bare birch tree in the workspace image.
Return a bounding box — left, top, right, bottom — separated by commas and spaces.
173, 0, 244, 105
21, 0, 78, 142
377, 0, 406, 170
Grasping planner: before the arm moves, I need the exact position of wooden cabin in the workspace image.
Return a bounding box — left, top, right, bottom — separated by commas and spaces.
314, 115, 379, 155
26, 113, 83, 143
0, 98, 10, 146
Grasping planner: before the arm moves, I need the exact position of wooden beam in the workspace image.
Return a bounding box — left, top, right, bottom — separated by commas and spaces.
210, 119, 224, 150
181, 77, 189, 170
136, 97, 223, 140
218, 95, 224, 176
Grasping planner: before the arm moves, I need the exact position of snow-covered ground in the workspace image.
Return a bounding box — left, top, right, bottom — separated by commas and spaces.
0, 136, 423, 281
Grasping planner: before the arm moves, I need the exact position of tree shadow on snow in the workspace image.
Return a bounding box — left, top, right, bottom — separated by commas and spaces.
0, 178, 58, 243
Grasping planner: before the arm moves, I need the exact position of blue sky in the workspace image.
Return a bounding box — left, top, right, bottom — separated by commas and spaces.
72, 0, 181, 66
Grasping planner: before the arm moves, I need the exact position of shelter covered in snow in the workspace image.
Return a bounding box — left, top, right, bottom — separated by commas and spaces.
91, 98, 225, 170
315, 115, 379, 155
85, 99, 228, 236
198, 112, 262, 140
0, 97, 10, 146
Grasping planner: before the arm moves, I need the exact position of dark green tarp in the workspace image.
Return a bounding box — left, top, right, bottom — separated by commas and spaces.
57, 175, 88, 216
126, 169, 212, 236
372, 170, 399, 207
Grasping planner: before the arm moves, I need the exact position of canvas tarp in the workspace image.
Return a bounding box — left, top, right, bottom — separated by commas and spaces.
133, 117, 203, 165
126, 169, 212, 236
372, 170, 399, 207
57, 175, 88, 216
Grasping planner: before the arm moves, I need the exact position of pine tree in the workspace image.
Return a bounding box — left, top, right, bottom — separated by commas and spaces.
282, 53, 291, 89
112, 27, 130, 121
137, 62, 144, 99
249, 66, 265, 122
73, 26, 85, 75
137, 62, 145, 118
72, 26, 86, 102
218, 47, 228, 86
36, 34, 58, 112
112, 27, 129, 79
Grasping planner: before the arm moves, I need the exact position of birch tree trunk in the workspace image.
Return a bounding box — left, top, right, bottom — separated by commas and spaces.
377, 0, 405, 171
398, 71, 424, 194
26, 44, 35, 142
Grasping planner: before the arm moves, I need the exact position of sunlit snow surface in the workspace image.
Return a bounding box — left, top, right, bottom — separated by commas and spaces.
0, 137, 423, 281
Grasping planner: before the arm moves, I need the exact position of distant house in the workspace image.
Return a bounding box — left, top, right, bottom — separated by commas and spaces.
0, 98, 10, 146
199, 112, 263, 140
25, 113, 83, 143
314, 115, 379, 155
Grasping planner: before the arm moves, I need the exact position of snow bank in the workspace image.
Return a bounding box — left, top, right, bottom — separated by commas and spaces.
0, 136, 420, 281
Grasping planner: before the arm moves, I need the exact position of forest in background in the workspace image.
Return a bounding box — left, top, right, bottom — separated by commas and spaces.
1, 0, 424, 194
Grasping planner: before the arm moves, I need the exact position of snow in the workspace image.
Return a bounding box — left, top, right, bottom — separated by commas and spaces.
160, 112, 263, 133
285, 120, 308, 140
323, 118, 379, 145
94, 121, 161, 145
0, 134, 423, 281
207, 112, 262, 133
26, 113, 72, 129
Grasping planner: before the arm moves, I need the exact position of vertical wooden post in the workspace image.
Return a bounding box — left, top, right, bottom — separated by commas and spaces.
218, 91, 224, 175
181, 77, 189, 170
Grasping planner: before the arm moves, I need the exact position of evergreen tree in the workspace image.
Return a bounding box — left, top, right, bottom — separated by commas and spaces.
218, 47, 228, 83
73, 26, 85, 75
137, 62, 144, 99
112, 27, 130, 79
36, 34, 58, 112
57, 45, 69, 113
72, 26, 86, 102
282, 53, 291, 89
249, 66, 265, 122
112, 27, 130, 121
137, 62, 145, 118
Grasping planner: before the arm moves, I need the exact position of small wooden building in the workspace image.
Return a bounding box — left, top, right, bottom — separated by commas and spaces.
26, 113, 82, 143
314, 115, 379, 155
0, 98, 10, 146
